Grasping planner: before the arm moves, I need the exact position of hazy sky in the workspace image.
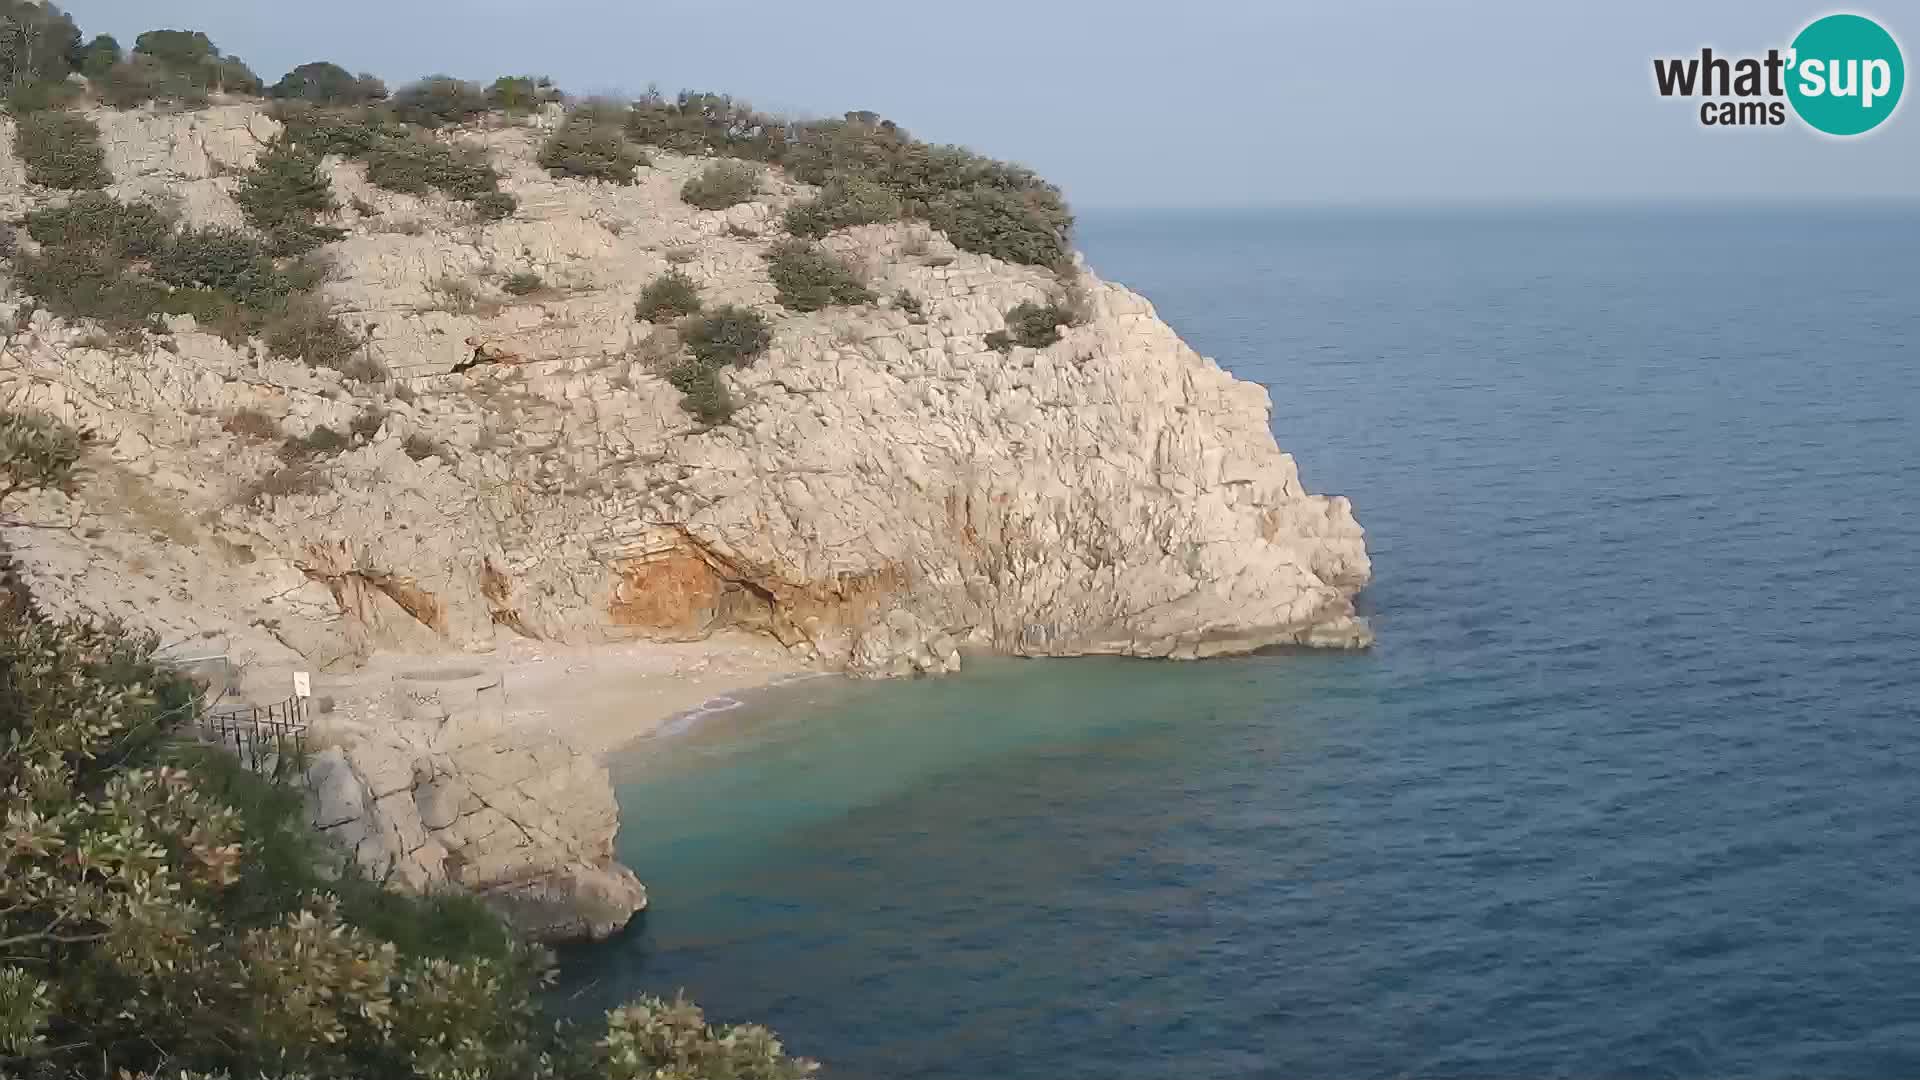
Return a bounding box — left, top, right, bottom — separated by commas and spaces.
58, 0, 1920, 208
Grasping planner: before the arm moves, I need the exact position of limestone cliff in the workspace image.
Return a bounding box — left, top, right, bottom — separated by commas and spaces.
0, 101, 1371, 680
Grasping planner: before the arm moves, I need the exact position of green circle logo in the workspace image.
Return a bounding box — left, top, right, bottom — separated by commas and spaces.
1787, 14, 1905, 135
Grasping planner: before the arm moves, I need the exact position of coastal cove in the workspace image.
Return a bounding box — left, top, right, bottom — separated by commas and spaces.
567, 205, 1920, 1079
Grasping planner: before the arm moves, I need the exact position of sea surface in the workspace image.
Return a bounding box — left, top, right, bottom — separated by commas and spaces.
563, 206, 1920, 1079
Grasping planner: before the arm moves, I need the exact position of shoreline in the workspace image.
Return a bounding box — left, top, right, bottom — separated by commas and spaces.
289, 631, 819, 757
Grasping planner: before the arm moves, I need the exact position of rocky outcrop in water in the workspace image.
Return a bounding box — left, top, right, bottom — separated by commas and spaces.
302, 669, 644, 941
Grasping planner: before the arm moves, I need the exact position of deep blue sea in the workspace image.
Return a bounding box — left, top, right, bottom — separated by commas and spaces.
564, 206, 1920, 1079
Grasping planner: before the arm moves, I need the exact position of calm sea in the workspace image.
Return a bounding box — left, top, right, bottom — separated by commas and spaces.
564, 206, 1920, 1079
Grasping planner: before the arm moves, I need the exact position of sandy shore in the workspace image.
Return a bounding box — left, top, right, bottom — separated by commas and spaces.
249, 631, 819, 757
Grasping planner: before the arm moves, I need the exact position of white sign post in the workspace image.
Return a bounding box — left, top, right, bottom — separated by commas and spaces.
292, 671, 312, 699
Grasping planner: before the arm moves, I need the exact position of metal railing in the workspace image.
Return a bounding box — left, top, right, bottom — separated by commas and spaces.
196, 694, 310, 772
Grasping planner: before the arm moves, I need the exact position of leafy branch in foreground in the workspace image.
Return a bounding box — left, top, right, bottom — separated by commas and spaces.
0, 407, 819, 1077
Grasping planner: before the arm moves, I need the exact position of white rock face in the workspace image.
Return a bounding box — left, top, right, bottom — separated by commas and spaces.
0, 99, 1370, 681
302, 669, 646, 941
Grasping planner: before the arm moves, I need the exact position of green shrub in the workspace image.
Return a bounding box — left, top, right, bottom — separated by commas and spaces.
781, 112, 1074, 268
635, 270, 701, 323
14, 245, 166, 328
472, 190, 518, 221
277, 105, 510, 209
625, 89, 789, 159
124, 28, 261, 97
402, 432, 449, 461
765, 238, 873, 312
3, 78, 81, 114
348, 408, 385, 441
240, 460, 332, 501
783, 175, 902, 238
132, 28, 214, 68
502, 271, 543, 296
0, 0, 81, 89
209, 54, 263, 94
486, 74, 557, 114
278, 424, 348, 462
151, 227, 290, 306
680, 305, 771, 367
362, 136, 497, 198
538, 118, 645, 183
23, 194, 170, 259
236, 137, 344, 255
93, 53, 213, 107
680, 160, 761, 210
985, 329, 1013, 353
15, 110, 109, 189
391, 75, 488, 128
263, 297, 360, 370
998, 300, 1074, 350
667, 360, 736, 425
929, 186, 1072, 269
269, 61, 387, 104
0, 409, 88, 503
894, 289, 924, 316
78, 32, 122, 78
221, 407, 280, 441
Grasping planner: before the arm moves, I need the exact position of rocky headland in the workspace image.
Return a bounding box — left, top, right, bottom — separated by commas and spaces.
0, 96, 1369, 939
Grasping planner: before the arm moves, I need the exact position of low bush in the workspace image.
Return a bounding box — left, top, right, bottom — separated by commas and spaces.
667, 360, 736, 425
277, 106, 511, 211
362, 137, 499, 199
998, 300, 1075, 350
236, 137, 344, 255
270, 61, 387, 104
23, 194, 170, 259
783, 176, 902, 238
3, 78, 81, 114
680, 160, 761, 210
150, 227, 291, 307
402, 432, 448, 461
635, 270, 701, 323
765, 238, 873, 312
625, 89, 789, 160
472, 190, 518, 222
241, 460, 332, 501
929, 186, 1072, 270
780, 112, 1074, 268
0, 409, 89, 503
347, 408, 385, 441
278, 424, 348, 462
15, 245, 167, 327
262, 296, 361, 370
502, 271, 544, 296
221, 408, 281, 441
538, 118, 645, 183
486, 74, 558, 114
390, 75, 488, 128
894, 289, 924, 317
15, 111, 109, 190
680, 305, 771, 368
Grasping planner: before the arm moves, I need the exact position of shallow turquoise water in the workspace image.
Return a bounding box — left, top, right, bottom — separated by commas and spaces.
564, 207, 1920, 1078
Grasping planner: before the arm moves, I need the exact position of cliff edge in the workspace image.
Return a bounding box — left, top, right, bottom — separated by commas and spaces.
0, 101, 1370, 681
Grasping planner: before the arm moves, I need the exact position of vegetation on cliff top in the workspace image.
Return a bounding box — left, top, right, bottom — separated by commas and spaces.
0, 408, 818, 1079
0, 1, 1072, 267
